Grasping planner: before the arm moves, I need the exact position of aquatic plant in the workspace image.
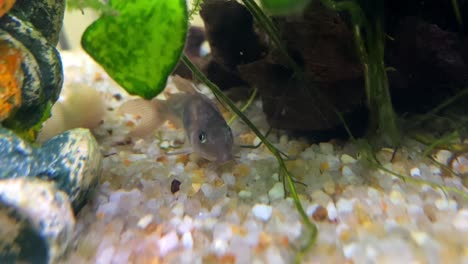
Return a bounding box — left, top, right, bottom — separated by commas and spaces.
188, 0, 204, 20
319, 0, 400, 147
242, 0, 302, 74
451, 0, 463, 28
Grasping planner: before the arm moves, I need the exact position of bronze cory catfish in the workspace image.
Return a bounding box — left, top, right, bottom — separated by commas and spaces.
118, 75, 234, 163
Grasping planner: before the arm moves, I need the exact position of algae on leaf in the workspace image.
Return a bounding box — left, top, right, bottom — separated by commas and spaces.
82, 0, 188, 99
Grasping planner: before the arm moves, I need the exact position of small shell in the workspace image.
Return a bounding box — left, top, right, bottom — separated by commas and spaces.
37, 84, 105, 142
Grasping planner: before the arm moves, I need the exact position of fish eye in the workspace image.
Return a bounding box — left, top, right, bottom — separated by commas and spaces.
198, 131, 207, 143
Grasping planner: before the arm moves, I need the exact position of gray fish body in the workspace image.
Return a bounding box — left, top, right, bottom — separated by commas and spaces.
165, 93, 234, 163
119, 76, 234, 163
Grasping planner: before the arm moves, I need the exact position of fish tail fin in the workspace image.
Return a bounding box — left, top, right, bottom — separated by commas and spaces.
117, 98, 165, 137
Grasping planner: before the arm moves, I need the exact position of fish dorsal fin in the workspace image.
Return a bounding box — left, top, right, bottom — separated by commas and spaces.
172, 75, 200, 94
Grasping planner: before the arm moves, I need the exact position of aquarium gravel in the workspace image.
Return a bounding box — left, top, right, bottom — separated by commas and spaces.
59, 51, 468, 263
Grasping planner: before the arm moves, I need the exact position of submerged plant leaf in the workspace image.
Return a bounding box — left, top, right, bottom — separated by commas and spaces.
260, 0, 311, 15
82, 0, 188, 99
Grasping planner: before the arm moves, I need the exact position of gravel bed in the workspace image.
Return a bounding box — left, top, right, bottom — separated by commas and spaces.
58, 51, 468, 264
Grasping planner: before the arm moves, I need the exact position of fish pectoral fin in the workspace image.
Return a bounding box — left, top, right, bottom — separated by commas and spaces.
166, 147, 193, 156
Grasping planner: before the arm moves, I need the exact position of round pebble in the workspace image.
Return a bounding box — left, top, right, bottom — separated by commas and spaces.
252, 204, 273, 222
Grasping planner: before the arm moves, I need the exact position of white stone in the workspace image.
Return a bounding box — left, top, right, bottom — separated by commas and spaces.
367, 187, 381, 199
390, 190, 405, 205
410, 167, 421, 177
432, 150, 452, 165
319, 142, 334, 154
410, 231, 430, 245
111, 247, 131, 264
310, 190, 332, 205
127, 153, 147, 162
202, 217, 217, 230
213, 223, 233, 241
221, 172, 236, 186
252, 204, 273, 221
322, 180, 335, 195
178, 216, 194, 234
341, 154, 357, 164
253, 136, 261, 146
96, 246, 115, 264
213, 238, 229, 254
239, 190, 252, 199
266, 246, 285, 264
341, 166, 354, 177
343, 243, 359, 259
160, 141, 170, 149
326, 201, 338, 221
136, 214, 153, 229
96, 202, 119, 218
181, 232, 194, 249
336, 198, 355, 215
268, 182, 285, 201
158, 231, 179, 257
452, 209, 468, 231
434, 198, 457, 211
172, 202, 184, 217
279, 135, 288, 145
201, 184, 215, 198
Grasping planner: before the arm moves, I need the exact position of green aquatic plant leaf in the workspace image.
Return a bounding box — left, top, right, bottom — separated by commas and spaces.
81, 0, 188, 99
260, 0, 311, 15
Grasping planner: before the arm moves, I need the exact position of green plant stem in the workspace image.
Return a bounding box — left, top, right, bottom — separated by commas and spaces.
366, 21, 400, 145
241, 0, 302, 75
188, 0, 203, 19
451, 0, 464, 28
419, 131, 460, 157
376, 157, 468, 199
182, 54, 317, 262
355, 139, 468, 199
410, 87, 468, 128
320, 0, 400, 147
228, 88, 258, 125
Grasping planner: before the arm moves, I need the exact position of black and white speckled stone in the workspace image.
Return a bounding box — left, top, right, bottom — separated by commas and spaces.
10, 0, 66, 46
0, 127, 102, 211
0, 178, 74, 264
0, 13, 63, 130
